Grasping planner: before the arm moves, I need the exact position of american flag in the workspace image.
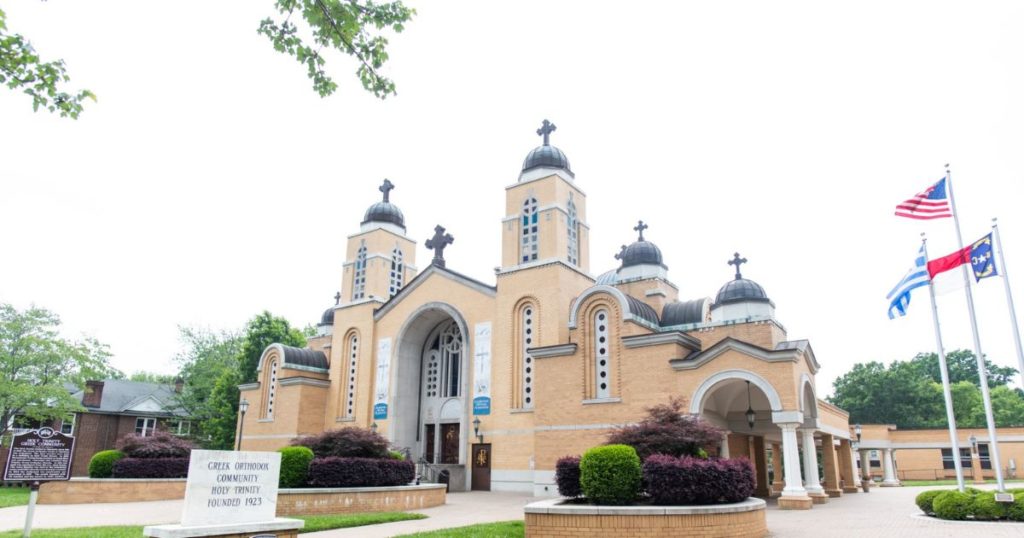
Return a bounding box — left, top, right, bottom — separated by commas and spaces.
895, 178, 952, 219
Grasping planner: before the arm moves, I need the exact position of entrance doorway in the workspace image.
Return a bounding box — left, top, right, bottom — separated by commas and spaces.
471, 443, 491, 491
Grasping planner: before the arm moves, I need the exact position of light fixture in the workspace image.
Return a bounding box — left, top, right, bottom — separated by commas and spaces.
969, 434, 978, 452
235, 398, 250, 451
473, 417, 483, 443
744, 381, 756, 430
855, 423, 862, 443
371, 421, 378, 433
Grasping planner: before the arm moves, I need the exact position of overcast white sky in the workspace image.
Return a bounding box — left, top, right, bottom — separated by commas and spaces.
2, 1, 1023, 396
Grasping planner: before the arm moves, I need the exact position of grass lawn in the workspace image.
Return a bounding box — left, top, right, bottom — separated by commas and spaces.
0, 488, 29, 509
0, 512, 426, 538
394, 520, 524, 538
901, 479, 1024, 487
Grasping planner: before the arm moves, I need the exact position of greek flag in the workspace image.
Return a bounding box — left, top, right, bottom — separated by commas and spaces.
887, 245, 931, 319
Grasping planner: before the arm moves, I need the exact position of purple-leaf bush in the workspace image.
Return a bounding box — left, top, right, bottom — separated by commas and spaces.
115, 431, 194, 459
306, 457, 414, 487
112, 457, 190, 479
606, 397, 723, 460
293, 427, 390, 459
642, 454, 755, 505
555, 455, 582, 498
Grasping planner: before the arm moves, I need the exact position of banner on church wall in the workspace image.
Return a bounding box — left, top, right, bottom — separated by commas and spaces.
374, 337, 391, 420
473, 322, 492, 415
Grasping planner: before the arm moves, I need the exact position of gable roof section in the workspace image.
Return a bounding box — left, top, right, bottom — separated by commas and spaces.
375, 264, 496, 320
257, 344, 329, 374
669, 336, 820, 374
72, 380, 186, 416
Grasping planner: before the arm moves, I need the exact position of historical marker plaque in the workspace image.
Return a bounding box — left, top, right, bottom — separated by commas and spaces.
3, 427, 75, 481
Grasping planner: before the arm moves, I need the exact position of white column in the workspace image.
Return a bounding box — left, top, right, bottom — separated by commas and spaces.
801, 429, 824, 495
720, 433, 730, 458
848, 444, 861, 487
859, 449, 876, 484
882, 448, 900, 486
779, 423, 808, 498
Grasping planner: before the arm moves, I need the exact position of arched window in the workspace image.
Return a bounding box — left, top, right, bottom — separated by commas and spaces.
594, 309, 611, 399
352, 241, 367, 300
265, 359, 278, 418
567, 196, 579, 266
345, 333, 359, 418
521, 197, 539, 263
423, 320, 463, 399
389, 247, 404, 297
521, 304, 536, 409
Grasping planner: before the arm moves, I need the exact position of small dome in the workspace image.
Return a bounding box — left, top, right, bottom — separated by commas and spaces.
714, 278, 770, 305
319, 306, 335, 327
618, 240, 663, 268
522, 145, 572, 174
362, 201, 405, 229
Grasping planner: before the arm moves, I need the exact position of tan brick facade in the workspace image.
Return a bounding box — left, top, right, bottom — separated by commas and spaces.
276, 484, 446, 516
38, 478, 186, 504
524, 507, 767, 538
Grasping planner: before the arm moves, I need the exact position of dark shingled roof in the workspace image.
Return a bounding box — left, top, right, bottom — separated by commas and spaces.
714, 278, 770, 306
362, 201, 406, 229
319, 306, 334, 327
281, 345, 329, 371
619, 240, 665, 268
662, 298, 710, 326
71, 380, 186, 416
624, 295, 660, 325
522, 145, 572, 175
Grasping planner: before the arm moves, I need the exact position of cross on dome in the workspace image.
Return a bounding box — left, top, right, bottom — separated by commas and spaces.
634, 220, 648, 241
334, 291, 341, 305
379, 179, 395, 202
426, 225, 454, 268
536, 120, 557, 146
728, 252, 748, 280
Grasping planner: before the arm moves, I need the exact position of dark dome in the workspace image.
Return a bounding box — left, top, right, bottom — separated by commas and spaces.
362, 201, 405, 229
619, 240, 664, 268
522, 145, 572, 174
319, 306, 335, 327
662, 298, 709, 326
714, 278, 770, 305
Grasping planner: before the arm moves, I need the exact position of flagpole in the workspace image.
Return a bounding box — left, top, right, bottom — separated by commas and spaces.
922, 233, 966, 492
992, 218, 1024, 391
946, 164, 1006, 491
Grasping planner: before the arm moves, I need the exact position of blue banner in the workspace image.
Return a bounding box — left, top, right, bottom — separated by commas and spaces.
971, 233, 998, 282
473, 396, 491, 415
373, 403, 388, 420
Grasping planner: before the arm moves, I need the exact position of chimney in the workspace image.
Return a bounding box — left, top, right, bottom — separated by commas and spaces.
174, 377, 184, 394
83, 380, 105, 407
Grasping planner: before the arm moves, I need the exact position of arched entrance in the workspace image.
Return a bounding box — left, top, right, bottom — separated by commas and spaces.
391, 302, 471, 490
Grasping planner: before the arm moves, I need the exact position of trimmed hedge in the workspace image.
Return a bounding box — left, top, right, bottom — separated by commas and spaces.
116, 432, 193, 458
88, 450, 124, 478
642, 454, 755, 505
294, 427, 389, 459
1008, 492, 1024, 522
278, 446, 314, 488
306, 457, 414, 487
914, 489, 944, 515
555, 456, 582, 498
971, 492, 1007, 520
112, 457, 189, 478
919, 487, 1024, 521
579, 445, 641, 505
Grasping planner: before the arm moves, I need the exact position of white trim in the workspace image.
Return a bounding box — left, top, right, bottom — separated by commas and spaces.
278, 377, 331, 388
281, 363, 329, 375
374, 266, 496, 320
567, 285, 654, 329
689, 369, 785, 414
799, 373, 818, 418
818, 423, 851, 440
528, 343, 577, 358
347, 224, 413, 241
621, 331, 700, 350
495, 258, 595, 280
582, 397, 621, 405
669, 338, 815, 373
512, 168, 579, 186
237, 383, 260, 391
772, 411, 805, 424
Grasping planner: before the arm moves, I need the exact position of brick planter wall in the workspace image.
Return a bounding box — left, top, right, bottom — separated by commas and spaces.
524, 498, 766, 538
276, 484, 446, 516
38, 478, 186, 504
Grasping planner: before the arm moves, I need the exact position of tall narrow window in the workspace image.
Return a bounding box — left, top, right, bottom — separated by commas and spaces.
266, 360, 278, 418
345, 334, 359, 417
567, 196, 578, 266
521, 197, 539, 263
440, 322, 462, 397
594, 309, 611, 398
521, 305, 535, 408
352, 241, 367, 300
389, 247, 404, 297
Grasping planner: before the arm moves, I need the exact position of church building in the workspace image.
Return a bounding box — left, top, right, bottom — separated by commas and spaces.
237, 121, 857, 510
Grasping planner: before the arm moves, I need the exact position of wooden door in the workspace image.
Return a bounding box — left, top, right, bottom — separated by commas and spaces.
440, 423, 460, 464
471, 443, 491, 491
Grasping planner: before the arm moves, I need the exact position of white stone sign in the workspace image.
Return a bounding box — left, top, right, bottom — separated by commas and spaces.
180, 450, 280, 527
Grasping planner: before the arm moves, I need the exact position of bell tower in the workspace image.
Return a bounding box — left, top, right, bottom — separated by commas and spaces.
500, 120, 590, 274
341, 180, 418, 304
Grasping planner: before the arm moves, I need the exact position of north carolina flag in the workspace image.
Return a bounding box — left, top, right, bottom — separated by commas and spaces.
927, 234, 999, 282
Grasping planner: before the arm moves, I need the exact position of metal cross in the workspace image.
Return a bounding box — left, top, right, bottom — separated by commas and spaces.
728, 252, 748, 280
634, 220, 648, 241
536, 120, 557, 146
425, 225, 454, 268
379, 179, 395, 203
333, 291, 341, 305
614, 244, 628, 260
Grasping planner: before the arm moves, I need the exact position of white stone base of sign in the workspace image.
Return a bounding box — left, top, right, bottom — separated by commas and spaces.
142, 517, 303, 538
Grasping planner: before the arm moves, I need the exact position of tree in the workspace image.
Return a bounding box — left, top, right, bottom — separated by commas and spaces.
908, 350, 1018, 388
173, 327, 242, 449
0, 7, 94, 118
606, 397, 723, 460
0, 303, 119, 439
127, 371, 177, 384
239, 311, 308, 384
258, 0, 414, 98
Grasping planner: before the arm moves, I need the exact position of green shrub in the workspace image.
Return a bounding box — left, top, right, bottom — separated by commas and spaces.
932, 490, 973, 521
1007, 492, 1024, 522
278, 446, 314, 488
914, 489, 946, 515
388, 450, 405, 460
970, 491, 1006, 520
579, 444, 641, 505
88, 450, 124, 478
